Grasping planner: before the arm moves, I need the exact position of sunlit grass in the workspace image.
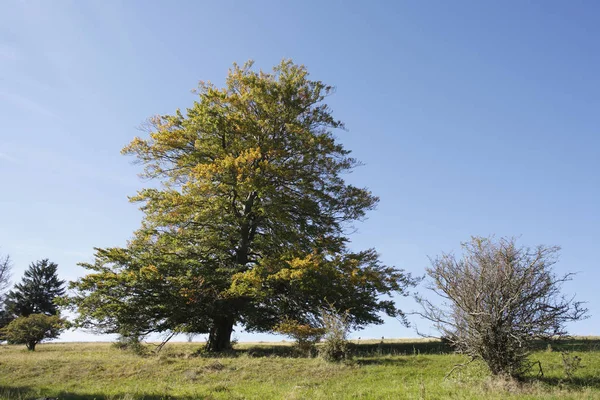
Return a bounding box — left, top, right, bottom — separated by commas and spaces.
0, 338, 599, 399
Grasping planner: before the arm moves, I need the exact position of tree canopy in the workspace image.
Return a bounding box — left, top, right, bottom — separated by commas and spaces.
5, 259, 65, 318
2, 314, 65, 351
67, 60, 417, 351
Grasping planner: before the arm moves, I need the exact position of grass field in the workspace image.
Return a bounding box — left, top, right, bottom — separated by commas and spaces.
1, 338, 600, 399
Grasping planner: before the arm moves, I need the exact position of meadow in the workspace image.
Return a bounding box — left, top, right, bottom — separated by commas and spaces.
1, 338, 599, 399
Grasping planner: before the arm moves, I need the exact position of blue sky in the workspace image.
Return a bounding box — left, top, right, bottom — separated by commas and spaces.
1, 0, 598, 342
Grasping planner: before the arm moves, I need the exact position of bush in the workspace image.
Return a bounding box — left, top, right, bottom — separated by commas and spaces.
113, 331, 147, 356
561, 351, 582, 380
417, 236, 588, 378
2, 314, 65, 351
275, 319, 325, 357
319, 308, 351, 362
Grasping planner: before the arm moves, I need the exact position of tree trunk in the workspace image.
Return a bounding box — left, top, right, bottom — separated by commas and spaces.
206, 317, 234, 352
26, 341, 36, 351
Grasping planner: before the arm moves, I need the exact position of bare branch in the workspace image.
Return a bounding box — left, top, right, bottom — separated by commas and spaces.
0, 251, 12, 299
417, 236, 588, 378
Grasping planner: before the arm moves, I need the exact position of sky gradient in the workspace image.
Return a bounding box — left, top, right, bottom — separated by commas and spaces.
1, 0, 598, 342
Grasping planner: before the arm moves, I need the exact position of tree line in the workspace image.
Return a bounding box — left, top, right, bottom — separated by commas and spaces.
0, 60, 588, 379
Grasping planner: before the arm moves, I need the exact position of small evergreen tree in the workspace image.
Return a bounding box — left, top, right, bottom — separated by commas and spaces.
4, 259, 65, 318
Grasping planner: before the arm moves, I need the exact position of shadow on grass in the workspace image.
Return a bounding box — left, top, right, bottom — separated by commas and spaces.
351, 337, 600, 357
191, 340, 453, 358
529, 376, 600, 390
193, 338, 600, 359
354, 357, 409, 366
190, 345, 298, 358
0, 385, 205, 400
529, 337, 600, 352
349, 341, 453, 357
244, 340, 453, 357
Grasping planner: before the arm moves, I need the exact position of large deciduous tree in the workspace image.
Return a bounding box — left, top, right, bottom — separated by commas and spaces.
67, 60, 417, 351
417, 236, 588, 378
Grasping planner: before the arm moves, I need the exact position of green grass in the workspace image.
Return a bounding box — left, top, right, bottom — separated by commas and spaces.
1, 338, 600, 399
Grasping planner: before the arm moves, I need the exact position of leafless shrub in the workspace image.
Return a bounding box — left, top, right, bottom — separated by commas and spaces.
319, 307, 352, 362
0, 252, 12, 331
0, 251, 12, 299
416, 236, 588, 378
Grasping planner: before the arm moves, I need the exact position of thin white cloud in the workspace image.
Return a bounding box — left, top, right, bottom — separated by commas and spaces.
1, 1, 79, 91
12, 244, 92, 262
0, 91, 58, 119
0, 152, 16, 163
64, 250, 94, 259
0, 43, 18, 61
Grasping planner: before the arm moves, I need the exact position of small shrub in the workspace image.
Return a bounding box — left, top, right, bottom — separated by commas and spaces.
183, 369, 199, 381
274, 319, 324, 357
319, 308, 351, 362
440, 335, 457, 350
561, 351, 582, 379
112, 332, 147, 356
204, 360, 225, 371
481, 375, 522, 394
1, 314, 65, 351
